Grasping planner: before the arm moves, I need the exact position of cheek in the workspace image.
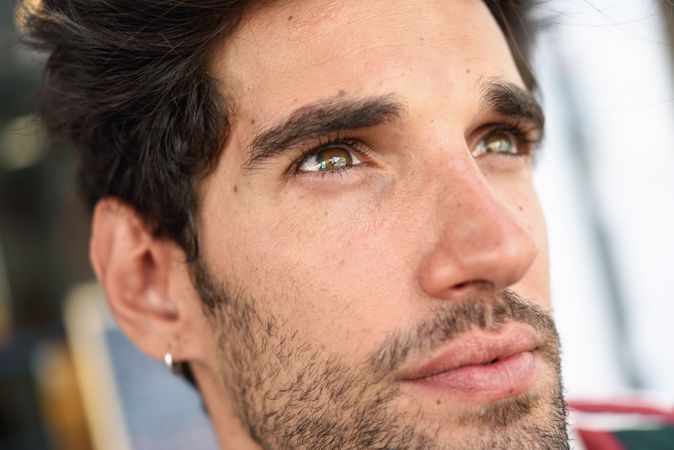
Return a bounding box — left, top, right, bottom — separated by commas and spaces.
529, 211, 550, 306
205, 184, 415, 356
477, 166, 550, 304
510, 181, 550, 306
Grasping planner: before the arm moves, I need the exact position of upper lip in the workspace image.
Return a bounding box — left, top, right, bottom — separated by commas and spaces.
398, 324, 539, 381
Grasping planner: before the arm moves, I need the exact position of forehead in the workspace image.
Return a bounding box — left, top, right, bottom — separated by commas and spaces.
213, 0, 523, 119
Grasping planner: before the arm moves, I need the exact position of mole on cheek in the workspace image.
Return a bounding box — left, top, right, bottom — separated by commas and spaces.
233, 185, 238, 193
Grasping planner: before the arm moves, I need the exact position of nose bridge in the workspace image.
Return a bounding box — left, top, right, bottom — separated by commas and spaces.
417, 157, 538, 300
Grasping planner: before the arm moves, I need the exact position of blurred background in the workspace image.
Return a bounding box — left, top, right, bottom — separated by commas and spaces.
0, 0, 673, 449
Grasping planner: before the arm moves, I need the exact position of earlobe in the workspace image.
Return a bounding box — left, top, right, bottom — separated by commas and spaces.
89, 198, 182, 358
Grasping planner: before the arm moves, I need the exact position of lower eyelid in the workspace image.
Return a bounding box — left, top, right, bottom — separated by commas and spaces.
293, 163, 373, 188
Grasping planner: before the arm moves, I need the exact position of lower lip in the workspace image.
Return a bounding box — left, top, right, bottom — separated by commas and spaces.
405, 352, 537, 401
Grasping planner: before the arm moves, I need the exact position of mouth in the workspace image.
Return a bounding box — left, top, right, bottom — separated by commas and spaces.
398, 324, 540, 401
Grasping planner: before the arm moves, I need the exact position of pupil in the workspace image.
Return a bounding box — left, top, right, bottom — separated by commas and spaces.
317, 148, 352, 171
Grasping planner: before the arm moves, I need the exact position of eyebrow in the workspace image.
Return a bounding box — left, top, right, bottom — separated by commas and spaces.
244, 81, 544, 171
480, 79, 545, 133
245, 94, 406, 170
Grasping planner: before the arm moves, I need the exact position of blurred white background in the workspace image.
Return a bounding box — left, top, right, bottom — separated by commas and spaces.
533, 0, 674, 401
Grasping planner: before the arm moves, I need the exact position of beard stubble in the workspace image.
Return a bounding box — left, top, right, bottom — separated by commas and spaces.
191, 260, 570, 450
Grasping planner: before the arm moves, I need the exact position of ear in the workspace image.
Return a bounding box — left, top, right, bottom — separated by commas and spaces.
89, 198, 210, 365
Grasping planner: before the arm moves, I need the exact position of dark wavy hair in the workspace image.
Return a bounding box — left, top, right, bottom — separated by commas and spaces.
20, 0, 539, 261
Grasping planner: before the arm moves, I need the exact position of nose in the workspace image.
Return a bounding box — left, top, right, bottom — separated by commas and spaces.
416, 159, 538, 301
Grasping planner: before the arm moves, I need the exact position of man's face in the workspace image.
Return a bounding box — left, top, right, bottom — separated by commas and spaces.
193, 0, 567, 448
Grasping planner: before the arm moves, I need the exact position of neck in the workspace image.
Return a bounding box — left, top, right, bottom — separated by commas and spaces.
192, 363, 263, 450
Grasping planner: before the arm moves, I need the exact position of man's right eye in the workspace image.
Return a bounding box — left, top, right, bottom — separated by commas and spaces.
299, 146, 361, 172
296, 139, 370, 174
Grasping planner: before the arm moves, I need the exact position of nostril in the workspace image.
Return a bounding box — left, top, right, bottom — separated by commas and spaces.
450, 279, 494, 296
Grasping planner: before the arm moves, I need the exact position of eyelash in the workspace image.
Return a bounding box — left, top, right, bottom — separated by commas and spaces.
290, 122, 541, 177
